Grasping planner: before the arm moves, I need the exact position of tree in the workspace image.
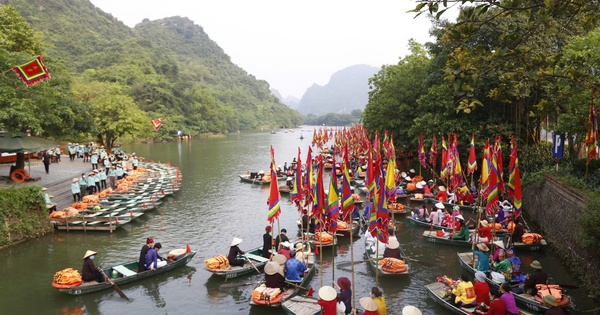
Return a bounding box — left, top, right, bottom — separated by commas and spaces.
72, 79, 152, 148
363, 40, 431, 142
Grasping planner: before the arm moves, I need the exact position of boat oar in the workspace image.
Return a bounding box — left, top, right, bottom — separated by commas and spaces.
219, 281, 263, 289
244, 254, 261, 274
285, 280, 308, 291
99, 269, 130, 301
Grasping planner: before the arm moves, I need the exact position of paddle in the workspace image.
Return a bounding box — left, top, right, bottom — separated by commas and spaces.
244, 254, 261, 274
284, 280, 308, 291
405, 256, 437, 267
219, 281, 263, 289
99, 269, 130, 301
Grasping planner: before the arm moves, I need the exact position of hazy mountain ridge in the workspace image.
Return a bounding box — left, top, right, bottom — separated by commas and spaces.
295, 64, 380, 116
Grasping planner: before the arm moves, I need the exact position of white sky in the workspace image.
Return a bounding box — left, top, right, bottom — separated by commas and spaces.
89, 0, 454, 99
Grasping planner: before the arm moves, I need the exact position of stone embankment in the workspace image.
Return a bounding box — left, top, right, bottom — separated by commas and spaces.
522, 174, 599, 297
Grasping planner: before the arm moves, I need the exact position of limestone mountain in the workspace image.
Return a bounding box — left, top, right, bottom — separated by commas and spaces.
295, 64, 380, 116
3, 0, 302, 135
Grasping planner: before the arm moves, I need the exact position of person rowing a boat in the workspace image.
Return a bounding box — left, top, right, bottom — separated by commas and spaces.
284, 250, 306, 284
447, 273, 477, 308
383, 239, 402, 260
450, 215, 470, 241
227, 238, 245, 267
81, 250, 105, 283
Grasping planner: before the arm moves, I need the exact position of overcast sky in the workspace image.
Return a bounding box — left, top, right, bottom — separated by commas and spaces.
90, 0, 455, 99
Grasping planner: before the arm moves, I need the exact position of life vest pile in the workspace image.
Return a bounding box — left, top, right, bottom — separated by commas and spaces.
522, 233, 543, 244
71, 202, 89, 210
379, 257, 407, 273
53, 268, 82, 285
337, 220, 349, 230
82, 195, 99, 203
204, 255, 230, 270
534, 284, 570, 306
387, 203, 404, 211
314, 232, 334, 244
251, 285, 282, 305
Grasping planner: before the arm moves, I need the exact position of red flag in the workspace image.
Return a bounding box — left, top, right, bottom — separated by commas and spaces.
12, 55, 51, 86
186, 244, 191, 253
306, 287, 314, 297
151, 118, 162, 130
467, 134, 477, 175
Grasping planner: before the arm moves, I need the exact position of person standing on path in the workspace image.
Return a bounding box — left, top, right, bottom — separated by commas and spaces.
42, 150, 50, 174
87, 172, 96, 195
98, 169, 107, 189
71, 178, 81, 202
108, 166, 117, 189
78, 173, 87, 197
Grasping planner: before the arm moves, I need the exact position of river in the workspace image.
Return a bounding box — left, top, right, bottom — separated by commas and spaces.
0, 128, 595, 314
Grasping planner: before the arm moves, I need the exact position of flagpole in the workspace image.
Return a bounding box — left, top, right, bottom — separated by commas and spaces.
350, 218, 356, 315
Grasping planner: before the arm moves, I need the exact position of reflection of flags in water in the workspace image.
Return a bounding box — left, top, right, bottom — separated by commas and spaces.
12, 55, 51, 86
151, 118, 162, 130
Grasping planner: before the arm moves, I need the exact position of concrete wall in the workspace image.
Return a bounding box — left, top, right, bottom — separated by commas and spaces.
522, 175, 599, 295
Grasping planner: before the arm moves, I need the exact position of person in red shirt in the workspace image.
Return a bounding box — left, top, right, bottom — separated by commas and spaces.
472, 220, 492, 243
317, 286, 338, 315
436, 186, 448, 202
474, 271, 490, 306
476, 289, 505, 315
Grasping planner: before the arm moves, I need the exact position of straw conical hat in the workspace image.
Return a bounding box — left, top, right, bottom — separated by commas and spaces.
273, 254, 287, 265
402, 305, 422, 315
318, 286, 337, 301
493, 240, 505, 249
435, 202, 445, 209
83, 250, 97, 259
359, 297, 378, 311
264, 261, 279, 276
387, 239, 400, 249
230, 237, 243, 246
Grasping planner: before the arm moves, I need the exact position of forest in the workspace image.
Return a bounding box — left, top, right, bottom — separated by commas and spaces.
0, 0, 303, 147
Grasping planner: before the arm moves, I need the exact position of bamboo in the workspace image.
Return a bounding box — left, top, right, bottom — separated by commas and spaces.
350, 219, 356, 313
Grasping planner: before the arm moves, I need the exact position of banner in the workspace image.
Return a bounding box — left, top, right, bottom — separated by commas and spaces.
12, 55, 51, 86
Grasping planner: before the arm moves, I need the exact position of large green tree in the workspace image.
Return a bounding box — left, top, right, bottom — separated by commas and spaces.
72, 78, 151, 148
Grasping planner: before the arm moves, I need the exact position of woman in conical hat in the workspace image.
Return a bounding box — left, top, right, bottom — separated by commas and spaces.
264, 261, 285, 290
81, 250, 104, 283
317, 286, 337, 315
227, 237, 245, 267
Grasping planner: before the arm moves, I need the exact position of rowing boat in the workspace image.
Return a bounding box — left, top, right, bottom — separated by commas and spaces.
52, 250, 196, 295
425, 281, 535, 315
364, 238, 411, 276
422, 231, 547, 251
457, 252, 572, 313
250, 253, 316, 308
204, 246, 268, 279
282, 295, 320, 315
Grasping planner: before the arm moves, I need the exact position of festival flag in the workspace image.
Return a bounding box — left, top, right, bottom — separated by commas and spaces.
507, 136, 522, 216
467, 134, 477, 175
312, 155, 326, 231
375, 170, 389, 244
151, 118, 163, 131
480, 139, 490, 195
440, 135, 448, 178
303, 146, 314, 205
450, 133, 463, 191
12, 55, 51, 86
326, 156, 340, 233
365, 150, 376, 196
429, 133, 438, 169
418, 132, 427, 168
585, 101, 599, 162
340, 145, 355, 220
385, 156, 397, 202
485, 151, 500, 217
267, 146, 281, 223
495, 137, 505, 192
291, 148, 303, 208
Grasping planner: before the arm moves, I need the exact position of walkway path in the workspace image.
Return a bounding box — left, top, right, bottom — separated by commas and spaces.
0, 157, 99, 210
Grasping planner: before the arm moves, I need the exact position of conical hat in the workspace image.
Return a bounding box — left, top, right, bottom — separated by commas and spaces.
402, 305, 422, 315
230, 237, 243, 246
264, 261, 279, 275
415, 182, 423, 189
318, 286, 337, 301
83, 250, 97, 259
493, 240, 505, 249
435, 202, 445, 209
387, 239, 400, 249
438, 186, 446, 191
273, 254, 287, 265
359, 297, 378, 311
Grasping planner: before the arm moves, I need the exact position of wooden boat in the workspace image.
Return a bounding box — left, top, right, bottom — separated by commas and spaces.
364, 238, 411, 276
52, 250, 196, 295
239, 174, 286, 185
204, 247, 268, 279
457, 252, 572, 313
250, 253, 316, 308
422, 231, 547, 251
49, 216, 130, 232
282, 296, 320, 315
336, 220, 360, 237
279, 185, 292, 194
387, 202, 410, 215
424, 198, 476, 212
425, 281, 534, 315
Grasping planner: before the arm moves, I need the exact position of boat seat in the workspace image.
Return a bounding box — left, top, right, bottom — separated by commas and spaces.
113, 265, 136, 277
245, 253, 269, 263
